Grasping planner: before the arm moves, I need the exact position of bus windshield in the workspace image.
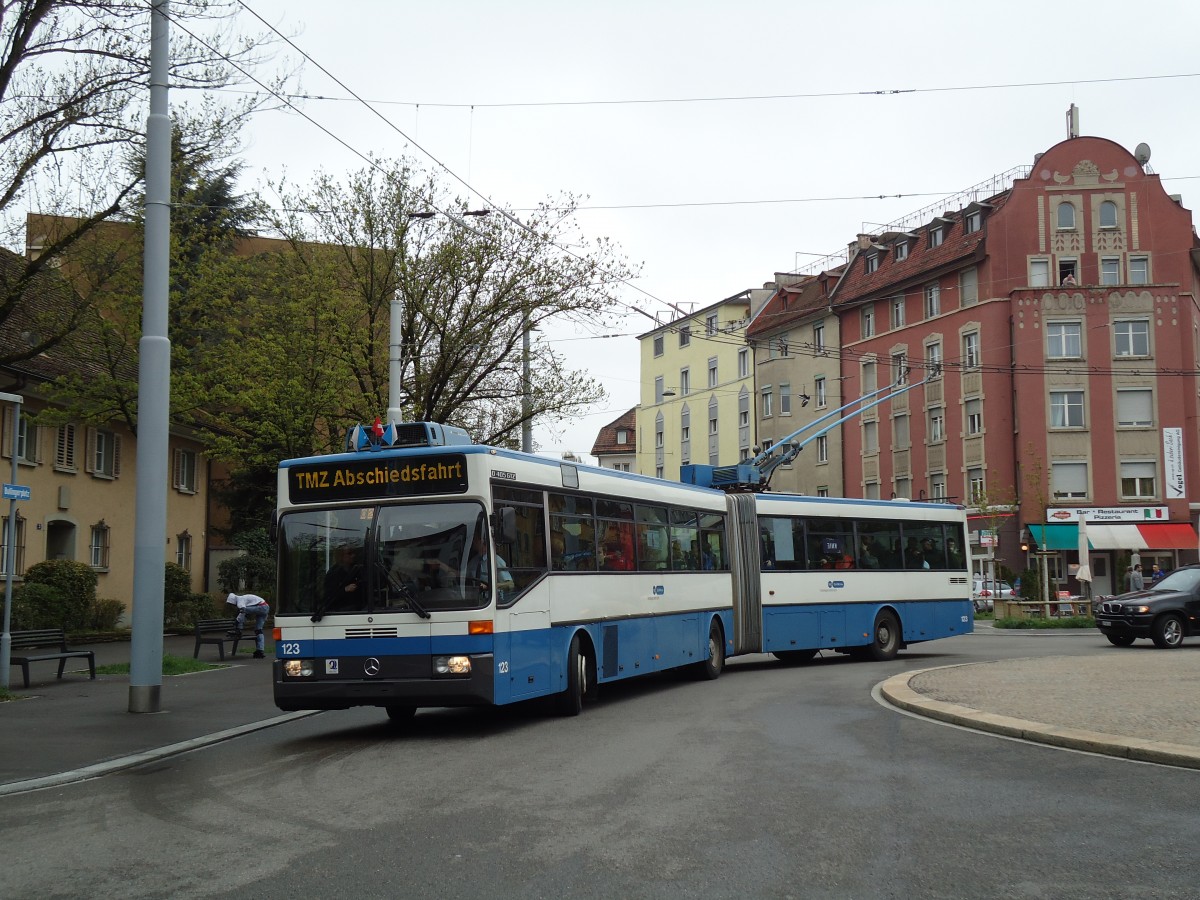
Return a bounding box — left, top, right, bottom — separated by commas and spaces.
277, 501, 493, 616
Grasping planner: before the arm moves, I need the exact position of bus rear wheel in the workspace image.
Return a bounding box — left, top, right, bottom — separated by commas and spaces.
554, 634, 588, 717
868, 610, 901, 661
694, 619, 725, 680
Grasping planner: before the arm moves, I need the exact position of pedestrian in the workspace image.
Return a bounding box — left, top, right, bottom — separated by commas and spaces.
1150, 563, 1166, 583
1124, 564, 1144, 593
226, 591, 270, 658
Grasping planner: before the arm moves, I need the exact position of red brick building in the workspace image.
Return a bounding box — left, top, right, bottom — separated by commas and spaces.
829, 135, 1200, 595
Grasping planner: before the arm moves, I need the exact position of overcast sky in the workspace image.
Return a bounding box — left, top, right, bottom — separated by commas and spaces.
232, 0, 1200, 461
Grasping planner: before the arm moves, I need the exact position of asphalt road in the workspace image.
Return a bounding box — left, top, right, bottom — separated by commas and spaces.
4, 630, 1197, 899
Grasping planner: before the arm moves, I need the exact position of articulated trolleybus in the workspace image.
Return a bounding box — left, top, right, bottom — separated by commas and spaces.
272, 421, 972, 721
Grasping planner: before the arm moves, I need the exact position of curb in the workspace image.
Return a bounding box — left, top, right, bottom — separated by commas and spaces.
0, 711, 319, 797
879, 666, 1200, 771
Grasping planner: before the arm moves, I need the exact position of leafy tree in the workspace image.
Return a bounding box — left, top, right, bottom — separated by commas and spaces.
0, 0, 286, 368
268, 157, 637, 449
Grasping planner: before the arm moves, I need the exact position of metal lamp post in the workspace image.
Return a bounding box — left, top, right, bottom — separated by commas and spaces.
1, 390, 24, 690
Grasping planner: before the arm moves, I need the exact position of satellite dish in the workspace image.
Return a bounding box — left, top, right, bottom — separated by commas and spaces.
1135, 143, 1152, 165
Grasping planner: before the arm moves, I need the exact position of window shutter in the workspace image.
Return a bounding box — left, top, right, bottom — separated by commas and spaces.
1, 407, 10, 459
57, 424, 76, 469
173, 448, 183, 489
84, 427, 97, 473
112, 434, 122, 477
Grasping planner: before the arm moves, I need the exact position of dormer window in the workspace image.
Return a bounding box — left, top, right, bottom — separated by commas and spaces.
616, 429, 628, 445
865, 254, 879, 273
928, 226, 944, 248
894, 240, 909, 261
964, 211, 981, 233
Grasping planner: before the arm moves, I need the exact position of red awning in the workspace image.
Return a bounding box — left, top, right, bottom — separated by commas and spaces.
1136, 522, 1198, 550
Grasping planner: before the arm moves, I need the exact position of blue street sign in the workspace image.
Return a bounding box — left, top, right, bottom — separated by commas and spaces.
2, 483, 30, 501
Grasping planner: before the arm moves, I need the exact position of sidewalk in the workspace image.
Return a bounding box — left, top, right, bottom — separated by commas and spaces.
4, 629, 1200, 794
880, 646, 1200, 770
0, 634, 311, 795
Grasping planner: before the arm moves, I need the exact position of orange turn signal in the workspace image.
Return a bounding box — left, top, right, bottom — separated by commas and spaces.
273, 627, 282, 642
468, 620, 494, 635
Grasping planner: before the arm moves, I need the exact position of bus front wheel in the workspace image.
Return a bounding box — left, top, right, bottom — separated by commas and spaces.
868, 610, 901, 661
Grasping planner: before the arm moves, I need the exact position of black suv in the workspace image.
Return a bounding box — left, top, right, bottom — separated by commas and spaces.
1095, 565, 1200, 648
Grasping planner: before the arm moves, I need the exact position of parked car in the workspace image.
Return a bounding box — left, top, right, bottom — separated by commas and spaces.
971, 578, 1015, 612
1094, 564, 1200, 648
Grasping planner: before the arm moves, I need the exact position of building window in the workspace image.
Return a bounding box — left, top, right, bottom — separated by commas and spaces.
864, 482, 880, 500
176, 531, 193, 570
173, 448, 198, 494
863, 420, 878, 453
930, 474, 946, 500
1120, 461, 1156, 499
709, 414, 718, 436
738, 348, 749, 379
812, 323, 824, 352
959, 267, 978, 306
965, 398, 983, 435
861, 360, 877, 393
679, 368, 691, 396
928, 407, 945, 442
614, 463, 630, 472
679, 326, 690, 348
778, 332, 789, 357
0, 513, 25, 576
1059, 258, 1078, 284
1049, 390, 1085, 428
1100, 257, 1120, 286
890, 296, 905, 329
967, 468, 985, 504
706, 313, 717, 336
655, 415, 664, 447
1030, 258, 1050, 287
929, 226, 944, 248
895, 241, 909, 261
894, 477, 911, 499
924, 283, 940, 318
55, 424, 77, 471
816, 487, 830, 498
90, 521, 111, 569
761, 388, 773, 418
925, 341, 942, 376
653, 335, 664, 357
3, 409, 37, 465
1046, 322, 1082, 359
815, 376, 827, 408
88, 427, 120, 478
865, 254, 879, 274
892, 352, 908, 385
616, 429, 628, 445
893, 413, 909, 449
1116, 389, 1153, 427
680, 424, 690, 442
1128, 256, 1149, 285
1057, 202, 1076, 230
964, 211, 982, 234
816, 434, 828, 463
780, 383, 792, 416
1114, 320, 1150, 357
962, 332, 979, 369
738, 409, 749, 428
1051, 461, 1088, 499
1099, 200, 1118, 229
655, 376, 665, 404
707, 357, 718, 388
656, 466, 663, 479
862, 306, 875, 337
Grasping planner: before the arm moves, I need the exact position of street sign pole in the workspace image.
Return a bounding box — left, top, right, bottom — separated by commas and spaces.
0, 390, 23, 690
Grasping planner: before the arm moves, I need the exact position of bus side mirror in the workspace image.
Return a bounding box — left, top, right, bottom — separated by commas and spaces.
494, 506, 518, 544
269, 511, 279, 544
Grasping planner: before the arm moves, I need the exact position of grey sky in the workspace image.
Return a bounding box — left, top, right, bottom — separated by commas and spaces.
237, 0, 1200, 460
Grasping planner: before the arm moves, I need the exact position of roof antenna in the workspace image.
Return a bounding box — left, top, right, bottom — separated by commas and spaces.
1066, 103, 1079, 139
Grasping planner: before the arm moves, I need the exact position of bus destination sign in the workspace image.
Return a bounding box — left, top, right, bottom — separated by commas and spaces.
289, 454, 468, 503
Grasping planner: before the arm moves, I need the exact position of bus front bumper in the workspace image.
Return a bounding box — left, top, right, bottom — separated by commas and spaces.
273, 654, 495, 710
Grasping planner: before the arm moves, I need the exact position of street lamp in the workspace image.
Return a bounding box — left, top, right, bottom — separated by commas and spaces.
0, 390, 23, 690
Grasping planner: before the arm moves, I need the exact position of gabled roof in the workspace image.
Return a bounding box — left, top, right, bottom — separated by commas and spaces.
745, 270, 841, 340
590, 407, 637, 456
830, 193, 1010, 307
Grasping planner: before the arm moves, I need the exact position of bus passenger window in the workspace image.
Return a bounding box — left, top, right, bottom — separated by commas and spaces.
599, 521, 635, 570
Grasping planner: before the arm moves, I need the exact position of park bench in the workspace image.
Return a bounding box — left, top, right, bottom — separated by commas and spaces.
193, 618, 252, 660
9, 628, 97, 689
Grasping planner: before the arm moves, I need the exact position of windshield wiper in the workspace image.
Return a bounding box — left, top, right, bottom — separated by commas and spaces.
378, 557, 432, 619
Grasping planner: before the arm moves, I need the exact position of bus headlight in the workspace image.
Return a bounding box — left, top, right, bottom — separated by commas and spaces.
434, 655, 472, 676
284, 659, 315, 678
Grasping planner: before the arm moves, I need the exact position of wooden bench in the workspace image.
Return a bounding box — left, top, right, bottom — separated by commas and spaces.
193, 618, 253, 660
9, 628, 97, 689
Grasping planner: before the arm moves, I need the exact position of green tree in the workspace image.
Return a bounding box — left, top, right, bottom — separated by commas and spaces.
0, 0, 286, 368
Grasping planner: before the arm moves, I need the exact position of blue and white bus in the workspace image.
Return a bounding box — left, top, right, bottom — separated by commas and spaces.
271, 422, 972, 721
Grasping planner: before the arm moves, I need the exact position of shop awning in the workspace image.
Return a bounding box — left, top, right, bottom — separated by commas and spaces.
1028, 522, 1198, 551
